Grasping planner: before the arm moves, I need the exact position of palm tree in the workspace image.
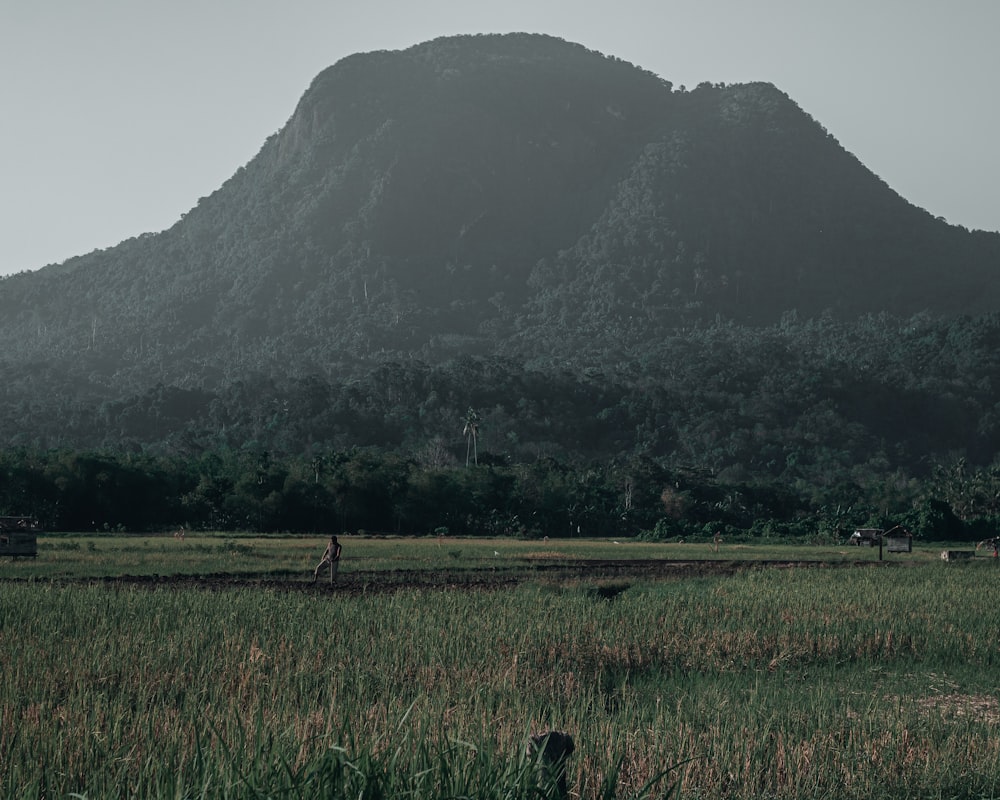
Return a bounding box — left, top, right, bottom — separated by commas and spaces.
463, 408, 480, 467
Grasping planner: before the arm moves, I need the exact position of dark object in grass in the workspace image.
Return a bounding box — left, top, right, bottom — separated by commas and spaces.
593, 583, 630, 600
527, 730, 575, 798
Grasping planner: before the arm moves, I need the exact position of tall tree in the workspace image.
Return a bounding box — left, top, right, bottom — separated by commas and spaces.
463, 408, 481, 467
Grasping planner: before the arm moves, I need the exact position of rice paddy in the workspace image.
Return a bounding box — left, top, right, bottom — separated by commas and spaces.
2, 535, 999, 798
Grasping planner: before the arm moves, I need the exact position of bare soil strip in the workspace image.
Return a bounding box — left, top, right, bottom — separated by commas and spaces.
7, 558, 892, 595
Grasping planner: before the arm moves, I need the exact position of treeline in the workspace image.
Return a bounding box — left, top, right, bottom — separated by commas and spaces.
0, 446, 995, 542
6, 311, 1000, 478
4, 313, 1000, 542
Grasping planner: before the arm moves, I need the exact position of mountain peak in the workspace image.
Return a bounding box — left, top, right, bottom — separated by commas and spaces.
1, 33, 997, 390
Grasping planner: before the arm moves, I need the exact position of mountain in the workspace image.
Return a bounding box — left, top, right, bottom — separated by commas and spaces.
1, 33, 999, 467
2, 33, 998, 387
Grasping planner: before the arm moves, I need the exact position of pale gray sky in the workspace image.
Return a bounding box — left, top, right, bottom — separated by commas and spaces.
2, 0, 997, 276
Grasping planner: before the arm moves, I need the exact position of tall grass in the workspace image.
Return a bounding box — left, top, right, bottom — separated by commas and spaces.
3, 562, 1000, 797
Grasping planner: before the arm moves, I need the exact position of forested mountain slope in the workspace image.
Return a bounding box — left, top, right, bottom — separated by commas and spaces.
2, 33, 997, 385
0, 33, 998, 480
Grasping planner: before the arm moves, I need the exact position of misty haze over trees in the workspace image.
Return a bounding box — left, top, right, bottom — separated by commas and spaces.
1, 34, 999, 538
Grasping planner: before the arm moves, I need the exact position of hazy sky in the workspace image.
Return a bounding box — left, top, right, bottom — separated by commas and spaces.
2, 0, 997, 276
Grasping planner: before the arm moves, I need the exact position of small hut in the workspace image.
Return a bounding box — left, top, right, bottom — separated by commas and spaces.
0, 517, 39, 558
884, 526, 913, 553
849, 529, 881, 547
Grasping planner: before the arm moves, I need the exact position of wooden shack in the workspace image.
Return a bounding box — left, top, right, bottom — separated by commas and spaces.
881, 526, 913, 553
885, 532, 913, 553
850, 529, 881, 547
0, 517, 39, 558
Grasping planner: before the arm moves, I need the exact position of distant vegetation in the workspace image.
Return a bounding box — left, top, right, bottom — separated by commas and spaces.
3, 312, 1000, 538
1, 33, 999, 536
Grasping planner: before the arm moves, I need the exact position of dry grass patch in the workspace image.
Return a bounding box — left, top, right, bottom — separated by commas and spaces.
917, 692, 1000, 723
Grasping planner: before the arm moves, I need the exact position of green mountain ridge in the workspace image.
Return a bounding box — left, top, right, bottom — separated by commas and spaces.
0, 33, 998, 477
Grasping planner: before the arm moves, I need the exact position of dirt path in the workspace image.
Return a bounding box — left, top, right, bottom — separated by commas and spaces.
50, 557, 892, 595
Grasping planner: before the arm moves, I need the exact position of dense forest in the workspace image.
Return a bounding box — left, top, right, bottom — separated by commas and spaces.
4, 311, 1000, 539
0, 432, 992, 542
1, 34, 999, 538
3, 312, 1000, 475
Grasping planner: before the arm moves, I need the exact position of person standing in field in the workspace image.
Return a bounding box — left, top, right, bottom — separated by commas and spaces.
313, 535, 342, 584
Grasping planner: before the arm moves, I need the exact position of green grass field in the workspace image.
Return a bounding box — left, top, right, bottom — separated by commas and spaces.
4, 531, 954, 580
3, 536, 999, 798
